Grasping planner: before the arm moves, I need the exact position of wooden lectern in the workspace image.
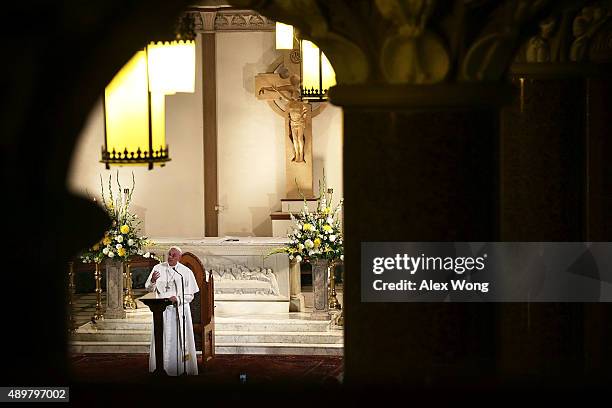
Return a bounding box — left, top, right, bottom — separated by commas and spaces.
140, 295, 172, 375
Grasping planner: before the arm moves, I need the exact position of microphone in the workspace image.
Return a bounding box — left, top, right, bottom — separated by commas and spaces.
173, 266, 187, 376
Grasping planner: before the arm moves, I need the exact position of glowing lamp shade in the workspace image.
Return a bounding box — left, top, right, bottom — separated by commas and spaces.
275, 22, 294, 50
147, 40, 196, 94
102, 50, 170, 169
301, 40, 336, 101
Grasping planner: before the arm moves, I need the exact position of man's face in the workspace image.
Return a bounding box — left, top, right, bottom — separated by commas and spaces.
167, 249, 181, 266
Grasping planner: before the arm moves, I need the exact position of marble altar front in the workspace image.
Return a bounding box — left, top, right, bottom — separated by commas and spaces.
148, 237, 290, 314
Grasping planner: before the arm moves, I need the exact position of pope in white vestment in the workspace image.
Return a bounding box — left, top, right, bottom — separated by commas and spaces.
145, 247, 200, 376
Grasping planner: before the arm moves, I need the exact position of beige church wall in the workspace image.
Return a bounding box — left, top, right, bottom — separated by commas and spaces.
216, 31, 286, 237
67, 35, 205, 239
216, 31, 343, 237
68, 31, 343, 240
313, 103, 343, 209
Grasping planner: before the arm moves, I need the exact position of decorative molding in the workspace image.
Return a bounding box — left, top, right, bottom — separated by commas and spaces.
197, 11, 217, 32
590, 19, 612, 63
215, 10, 274, 31
190, 9, 274, 33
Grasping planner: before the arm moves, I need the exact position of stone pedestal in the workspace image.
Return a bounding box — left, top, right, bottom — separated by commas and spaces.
311, 259, 329, 320
105, 259, 125, 319
289, 259, 305, 312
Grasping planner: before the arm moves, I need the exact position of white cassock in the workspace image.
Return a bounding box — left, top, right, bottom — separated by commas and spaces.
145, 261, 199, 376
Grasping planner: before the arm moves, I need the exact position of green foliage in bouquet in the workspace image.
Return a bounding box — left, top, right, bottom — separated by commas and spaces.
80, 172, 156, 264
270, 177, 344, 263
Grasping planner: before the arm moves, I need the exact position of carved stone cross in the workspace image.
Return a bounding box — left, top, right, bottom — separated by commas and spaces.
255, 52, 326, 198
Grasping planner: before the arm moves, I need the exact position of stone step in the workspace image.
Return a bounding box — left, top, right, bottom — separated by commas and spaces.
215, 314, 332, 332
215, 331, 343, 344
215, 322, 332, 332
125, 309, 152, 319
87, 320, 152, 330
70, 341, 342, 356
69, 311, 344, 355
72, 328, 341, 344
72, 330, 151, 342
71, 310, 152, 320
215, 343, 343, 356
72, 325, 344, 344
76, 316, 337, 333
70, 341, 150, 354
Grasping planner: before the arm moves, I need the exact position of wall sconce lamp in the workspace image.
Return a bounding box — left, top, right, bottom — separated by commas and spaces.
101, 39, 195, 170
274, 22, 336, 101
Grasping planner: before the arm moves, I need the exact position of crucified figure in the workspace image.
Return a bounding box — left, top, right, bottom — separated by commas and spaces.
258, 75, 309, 163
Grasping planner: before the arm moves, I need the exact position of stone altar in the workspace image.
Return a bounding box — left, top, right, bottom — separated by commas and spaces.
148, 237, 290, 314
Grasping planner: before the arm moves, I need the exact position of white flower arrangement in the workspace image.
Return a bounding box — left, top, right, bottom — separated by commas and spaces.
270, 177, 343, 263
80, 172, 158, 264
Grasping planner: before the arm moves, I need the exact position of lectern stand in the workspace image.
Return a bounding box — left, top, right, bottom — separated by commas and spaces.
140, 295, 172, 375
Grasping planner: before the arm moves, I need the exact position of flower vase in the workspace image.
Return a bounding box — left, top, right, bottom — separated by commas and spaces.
104, 259, 125, 319
311, 258, 329, 318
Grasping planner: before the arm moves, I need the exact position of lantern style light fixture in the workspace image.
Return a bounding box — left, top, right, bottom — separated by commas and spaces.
101, 39, 196, 170
275, 22, 294, 50
300, 39, 336, 101
274, 22, 336, 101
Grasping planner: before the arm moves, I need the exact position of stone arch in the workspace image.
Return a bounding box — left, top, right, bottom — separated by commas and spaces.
4, 0, 193, 385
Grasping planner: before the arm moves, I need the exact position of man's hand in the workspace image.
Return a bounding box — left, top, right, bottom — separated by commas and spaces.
169, 296, 178, 304
151, 271, 160, 283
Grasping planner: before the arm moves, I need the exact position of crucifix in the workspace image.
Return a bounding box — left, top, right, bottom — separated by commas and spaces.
255, 49, 329, 311
255, 51, 326, 199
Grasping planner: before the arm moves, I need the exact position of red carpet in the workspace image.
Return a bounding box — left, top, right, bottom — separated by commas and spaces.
69, 354, 344, 404
71, 353, 342, 385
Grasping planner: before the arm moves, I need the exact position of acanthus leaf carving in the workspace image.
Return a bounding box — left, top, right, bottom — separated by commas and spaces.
570, 3, 611, 62
512, 0, 612, 65
376, 0, 450, 84
460, 0, 551, 81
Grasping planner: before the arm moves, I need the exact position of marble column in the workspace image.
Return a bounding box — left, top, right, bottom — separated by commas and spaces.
289, 259, 305, 312
105, 259, 125, 319
199, 11, 219, 237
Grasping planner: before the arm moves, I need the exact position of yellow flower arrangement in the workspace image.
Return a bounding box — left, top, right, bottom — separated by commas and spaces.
269, 176, 343, 264
80, 172, 156, 264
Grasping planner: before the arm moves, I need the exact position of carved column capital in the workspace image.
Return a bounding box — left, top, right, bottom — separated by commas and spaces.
197, 11, 217, 33
511, 0, 612, 76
